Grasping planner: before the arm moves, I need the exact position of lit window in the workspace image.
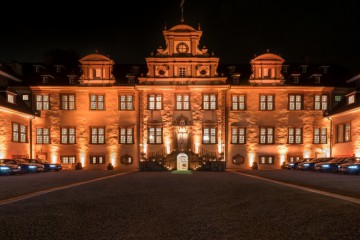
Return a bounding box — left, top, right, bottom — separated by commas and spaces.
90, 95, 105, 110
314, 128, 327, 144
336, 123, 351, 143
289, 95, 302, 110
260, 127, 274, 144
36, 128, 50, 144
259, 156, 274, 165
314, 95, 327, 110
91, 127, 105, 144
203, 127, 217, 144
119, 95, 134, 110
288, 156, 301, 163
348, 95, 355, 104
7, 94, 15, 104
232, 95, 246, 110
22, 94, 29, 101
61, 127, 76, 144
231, 127, 246, 144
61, 156, 76, 164
61, 94, 75, 110
12, 122, 27, 143
90, 156, 105, 164
334, 95, 342, 102
119, 128, 133, 144
203, 94, 217, 110
176, 94, 190, 110
260, 95, 274, 110
148, 127, 162, 144
148, 95, 162, 110
36, 94, 50, 110
288, 127, 302, 144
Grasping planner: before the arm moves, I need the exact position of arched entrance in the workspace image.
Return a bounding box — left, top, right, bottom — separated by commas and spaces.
177, 153, 188, 170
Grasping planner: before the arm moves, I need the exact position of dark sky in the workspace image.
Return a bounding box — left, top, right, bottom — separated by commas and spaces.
1, 0, 360, 68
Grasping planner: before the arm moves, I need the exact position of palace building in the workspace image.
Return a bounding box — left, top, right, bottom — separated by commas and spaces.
0, 22, 359, 170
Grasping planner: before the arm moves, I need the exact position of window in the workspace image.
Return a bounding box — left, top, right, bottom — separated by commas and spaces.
176, 94, 190, 110
120, 127, 133, 144
288, 127, 302, 144
61, 156, 76, 164
260, 127, 274, 144
148, 95, 162, 110
203, 94, 217, 110
92, 69, 102, 79
289, 95, 302, 110
203, 127, 217, 144
293, 76, 299, 83
288, 156, 301, 163
231, 127, 246, 144
336, 123, 351, 143
7, 94, 15, 104
90, 94, 105, 110
90, 156, 105, 164
334, 95, 342, 102
314, 95, 328, 110
314, 76, 321, 84
314, 128, 327, 144
259, 156, 275, 165
91, 127, 105, 144
260, 95, 274, 110
22, 94, 29, 101
179, 67, 186, 77
348, 95, 355, 104
36, 128, 50, 144
61, 127, 76, 144
12, 123, 27, 143
148, 127, 162, 144
119, 95, 134, 110
61, 94, 75, 110
232, 95, 246, 110
35, 94, 50, 110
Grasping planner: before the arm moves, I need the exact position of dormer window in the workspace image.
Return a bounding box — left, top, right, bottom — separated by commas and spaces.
7, 94, 15, 104
348, 94, 355, 104
22, 94, 29, 101
69, 78, 75, 84
293, 76, 299, 83
282, 65, 289, 73
128, 78, 135, 85
300, 65, 308, 73
334, 95, 342, 102
92, 68, 102, 79
320, 66, 329, 74
315, 76, 321, 84
34, 65, 44, 73
55, 65, 65, 73
43, 76, 49, 83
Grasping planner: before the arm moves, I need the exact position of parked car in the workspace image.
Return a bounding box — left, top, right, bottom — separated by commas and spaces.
314, 157, 351, 173
338, 158, 360, 174
22, 158, 62, 172
0, 159, 21, 175
282, 158, 314, 170
2, 159, 42, 173
297, 157, 334, 170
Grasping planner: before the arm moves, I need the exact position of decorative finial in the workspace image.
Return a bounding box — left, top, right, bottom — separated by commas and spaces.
198, 23, 201, 30
95, 49, 99, 54
180, 0, 185, 23
266, 48, 270, 53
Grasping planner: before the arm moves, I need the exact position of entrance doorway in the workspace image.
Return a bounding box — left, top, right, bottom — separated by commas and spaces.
177, 153, 188, 170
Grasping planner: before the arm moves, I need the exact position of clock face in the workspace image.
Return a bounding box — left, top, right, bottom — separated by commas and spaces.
176, 42, 189, 53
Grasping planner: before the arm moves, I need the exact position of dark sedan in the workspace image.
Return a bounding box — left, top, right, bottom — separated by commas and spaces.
23, 158, 62, 172
0, 160, 21, 175
338, 159, 360, 174
282, 158, 314, 170
297, 157, 334, 170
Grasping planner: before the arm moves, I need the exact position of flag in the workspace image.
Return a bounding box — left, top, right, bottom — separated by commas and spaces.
180, 0, 185, 8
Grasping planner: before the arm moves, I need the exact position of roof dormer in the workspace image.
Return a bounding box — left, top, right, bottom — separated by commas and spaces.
41, 74, 55, 84
319, 65, 329, 74
79, 53, 115, 85
34, 65, 45, 73
310, 73, 322, 84
55, 65, 65, 73
249, 51, 285, 86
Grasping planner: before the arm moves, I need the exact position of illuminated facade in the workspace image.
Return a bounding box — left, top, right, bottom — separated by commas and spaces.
0, 23, 358, 170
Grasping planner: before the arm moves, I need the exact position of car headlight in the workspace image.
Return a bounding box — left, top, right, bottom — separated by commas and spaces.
29, 166, 37, 169
322, 164, 330, 168
289, 163, 295, 166
50, 164, 56, 168
0, 166, 10, 170
303, 163, 310, 167
348, 165, 358, 169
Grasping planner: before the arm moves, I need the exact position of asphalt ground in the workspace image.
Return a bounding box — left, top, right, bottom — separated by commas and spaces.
0, 170, 359, 240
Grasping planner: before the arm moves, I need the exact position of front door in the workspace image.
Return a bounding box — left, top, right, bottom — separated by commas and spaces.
177, 153, 188, 170
176, 128, 189, 152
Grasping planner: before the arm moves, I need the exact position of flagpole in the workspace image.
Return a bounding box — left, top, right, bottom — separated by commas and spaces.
180, 0, 185, 23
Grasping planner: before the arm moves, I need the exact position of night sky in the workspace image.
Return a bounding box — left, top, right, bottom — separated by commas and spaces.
1, 0, 359, 68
